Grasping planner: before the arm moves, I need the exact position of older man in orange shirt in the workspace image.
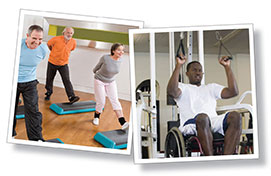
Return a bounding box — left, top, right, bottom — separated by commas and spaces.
45, 27, 80, 103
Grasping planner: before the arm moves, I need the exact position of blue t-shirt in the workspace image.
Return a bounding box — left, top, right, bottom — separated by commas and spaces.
18, 39, 49, 83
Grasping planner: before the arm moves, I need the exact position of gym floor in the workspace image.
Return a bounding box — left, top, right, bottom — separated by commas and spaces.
14, 83, 131, 148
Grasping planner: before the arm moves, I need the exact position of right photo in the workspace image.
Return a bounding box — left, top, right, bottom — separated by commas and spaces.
129, 24, 258, 163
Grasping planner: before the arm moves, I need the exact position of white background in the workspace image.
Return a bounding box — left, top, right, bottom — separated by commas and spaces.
0, 0, 270, 175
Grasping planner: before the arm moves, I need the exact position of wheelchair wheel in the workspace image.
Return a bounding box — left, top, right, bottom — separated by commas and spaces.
165, 127, 186, 157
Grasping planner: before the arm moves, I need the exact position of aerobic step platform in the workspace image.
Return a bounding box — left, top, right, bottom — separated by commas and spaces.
45, 138, 64, 144
16, 105, 25, 119
50, 100, 96, 115
94, 129, 128, 149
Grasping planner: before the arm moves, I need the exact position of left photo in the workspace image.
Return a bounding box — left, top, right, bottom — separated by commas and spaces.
7, 9, 143, 154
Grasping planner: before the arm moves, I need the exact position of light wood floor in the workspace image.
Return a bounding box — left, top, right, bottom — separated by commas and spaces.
14, 83, 131, 148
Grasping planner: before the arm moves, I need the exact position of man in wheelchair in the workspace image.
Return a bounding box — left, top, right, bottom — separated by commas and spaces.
167, 55, 241, 156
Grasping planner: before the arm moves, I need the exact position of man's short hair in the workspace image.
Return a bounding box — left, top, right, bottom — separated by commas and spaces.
28, 25, 43, 36
186, 61, 201, 71
62, 27, 74, 34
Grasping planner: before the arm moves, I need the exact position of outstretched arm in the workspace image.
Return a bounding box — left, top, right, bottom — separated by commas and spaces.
220, 56, 239, 99
167, 56, 186, 98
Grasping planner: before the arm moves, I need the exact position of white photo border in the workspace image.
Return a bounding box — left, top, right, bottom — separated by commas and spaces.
129, 23, 259, 163
7, 9, 144, 155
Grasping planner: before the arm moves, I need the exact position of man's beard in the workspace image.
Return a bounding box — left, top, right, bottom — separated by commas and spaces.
64, 35, 71, 41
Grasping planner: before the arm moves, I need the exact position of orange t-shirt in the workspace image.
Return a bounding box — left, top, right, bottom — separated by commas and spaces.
47, 36, 76, 66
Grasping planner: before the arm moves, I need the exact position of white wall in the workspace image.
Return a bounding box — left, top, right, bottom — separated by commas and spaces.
22, 15, 44, 37
204, 54, 252, 106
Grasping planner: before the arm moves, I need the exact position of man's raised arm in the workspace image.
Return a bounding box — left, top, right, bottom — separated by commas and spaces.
167, 56, 186, 98
220, 56, 239, 99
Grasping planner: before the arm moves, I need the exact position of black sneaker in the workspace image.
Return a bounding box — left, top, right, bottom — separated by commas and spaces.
69, 96, 80, 104
44, 92, 51, 101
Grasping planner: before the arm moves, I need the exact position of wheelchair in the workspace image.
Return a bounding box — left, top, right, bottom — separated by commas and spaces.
165, 91, 254, 158
165, 119, 225, 157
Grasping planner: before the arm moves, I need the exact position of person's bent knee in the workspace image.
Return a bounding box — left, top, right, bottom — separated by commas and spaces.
227, 111, 242, 129
195, 113, 210, 128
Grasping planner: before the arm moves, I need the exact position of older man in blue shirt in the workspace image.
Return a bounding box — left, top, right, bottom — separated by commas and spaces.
13, 25, 49, 141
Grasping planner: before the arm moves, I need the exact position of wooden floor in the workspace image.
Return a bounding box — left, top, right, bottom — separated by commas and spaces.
14, 83, 131, 149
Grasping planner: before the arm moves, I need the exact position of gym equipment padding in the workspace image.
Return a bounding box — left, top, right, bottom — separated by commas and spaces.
94, 129, 128, 149
16, 105, 25, 119
50, 100, 96, 115
45, 138, 64, 144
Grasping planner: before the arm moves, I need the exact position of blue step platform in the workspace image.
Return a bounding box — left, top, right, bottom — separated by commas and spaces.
45, 138, 64, 144
16, 105, 25, 119
50, 100, 96, 115
94, 129, 128, 149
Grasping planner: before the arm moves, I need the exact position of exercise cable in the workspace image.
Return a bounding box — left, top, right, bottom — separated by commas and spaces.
216, 31, 233, 61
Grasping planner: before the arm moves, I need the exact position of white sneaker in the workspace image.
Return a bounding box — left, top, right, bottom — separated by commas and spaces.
121, 122, 129, 130
93, 118, 99, 126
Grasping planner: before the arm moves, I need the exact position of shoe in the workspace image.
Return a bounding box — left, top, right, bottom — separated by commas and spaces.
93, 118, 99, 126
69, 96, 80, 104
121, 122, 129, 130
44, 92, 51, 101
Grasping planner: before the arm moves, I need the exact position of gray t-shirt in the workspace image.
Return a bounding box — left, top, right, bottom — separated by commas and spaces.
93, 54, 122, 83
